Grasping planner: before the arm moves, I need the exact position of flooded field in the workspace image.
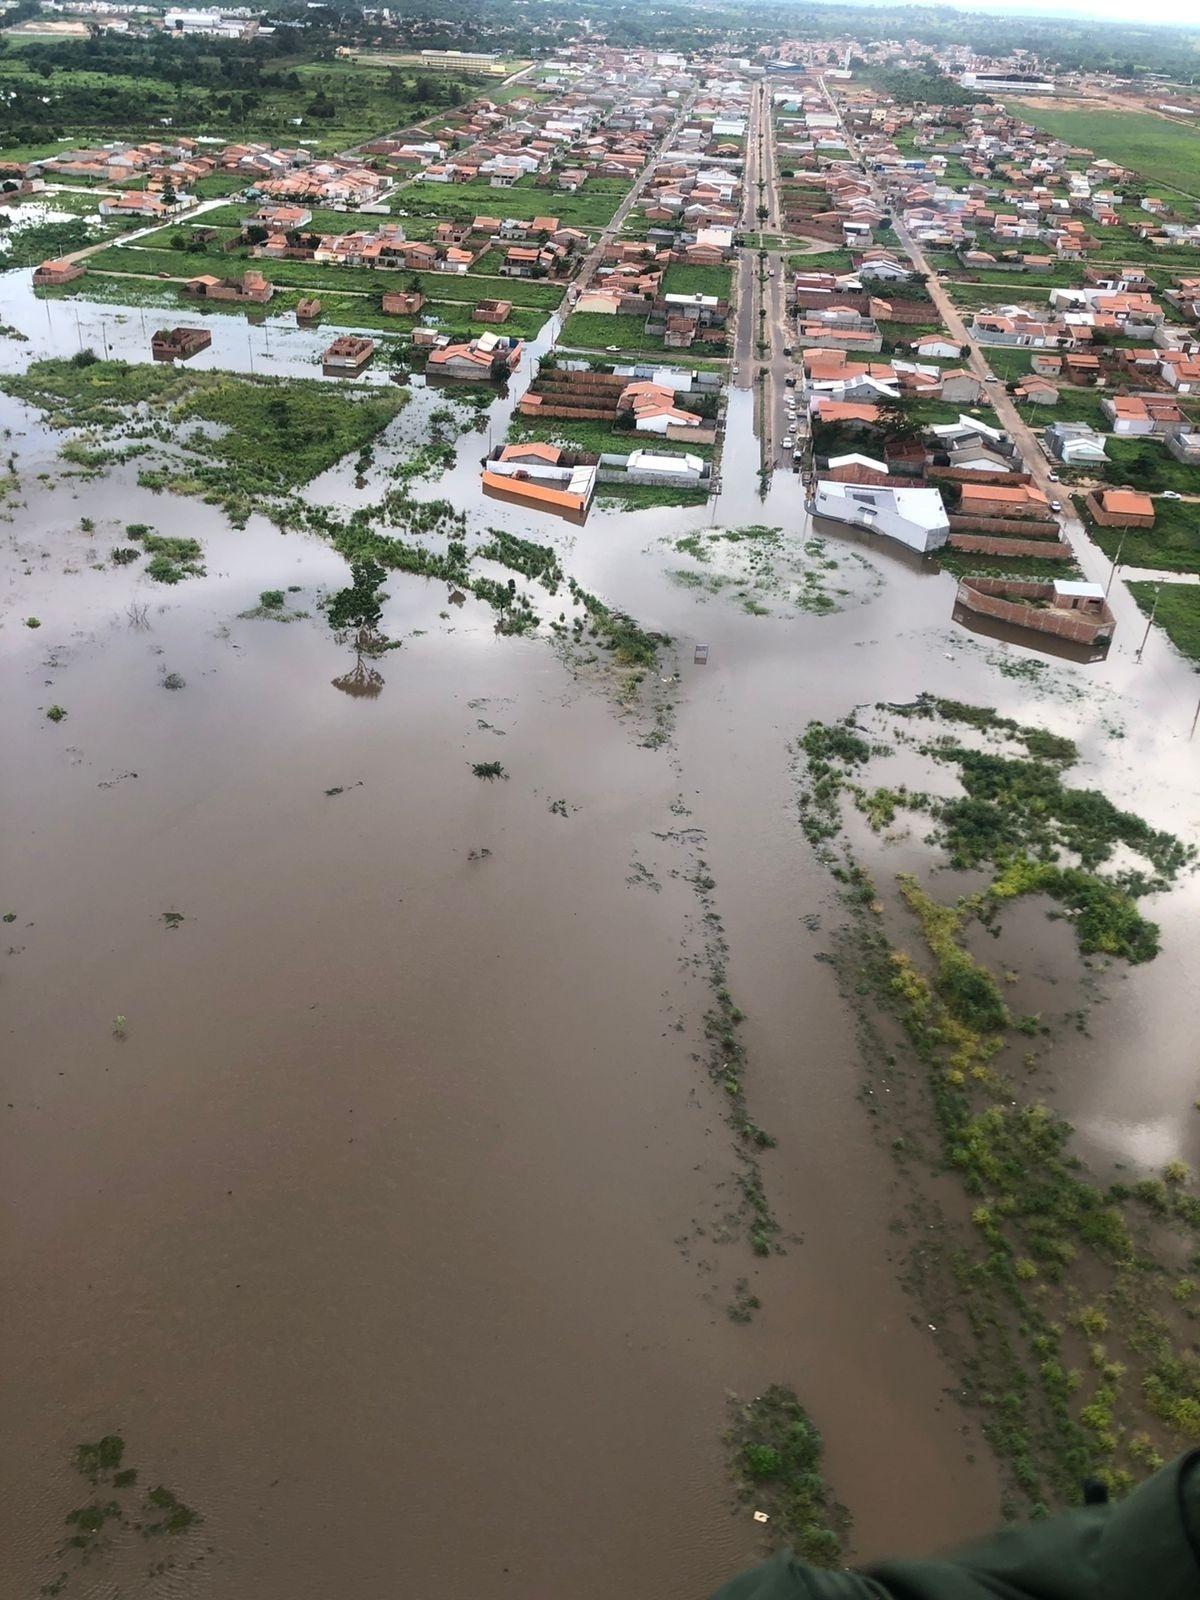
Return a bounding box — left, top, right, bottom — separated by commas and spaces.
3, 266, 1199, 1598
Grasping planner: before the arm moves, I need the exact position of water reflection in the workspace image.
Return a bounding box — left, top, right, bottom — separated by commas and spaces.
331, 646, 386, 699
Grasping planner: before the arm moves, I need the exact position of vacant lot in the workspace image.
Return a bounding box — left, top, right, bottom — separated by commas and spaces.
1003, 102, 1200, 198
1128, 580, 1200, 662
662, 262, 733, 298
393, 178, 627, 231
559, 310, 676, 355
1083, 496, 1200, 576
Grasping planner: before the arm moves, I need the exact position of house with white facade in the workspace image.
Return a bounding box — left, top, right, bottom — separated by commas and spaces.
811, 480, 949, 554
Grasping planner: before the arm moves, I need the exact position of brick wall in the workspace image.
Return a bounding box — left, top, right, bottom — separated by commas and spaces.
957, 579, 1113, 644
948, 534, 1073, 559
949, 513, 1063, 539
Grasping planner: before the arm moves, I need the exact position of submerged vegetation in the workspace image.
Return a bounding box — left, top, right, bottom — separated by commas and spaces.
54, 1436, 201, 1586
727, 1387, 848, 1566
795, 696, 1200, 1510
1, 357, 406, 524
669, 526, 877, 617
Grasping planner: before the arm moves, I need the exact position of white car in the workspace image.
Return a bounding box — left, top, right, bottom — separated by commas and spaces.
1162, 490, 1182, 500
782, 435, 794, 449
1050, 500, 1062, 512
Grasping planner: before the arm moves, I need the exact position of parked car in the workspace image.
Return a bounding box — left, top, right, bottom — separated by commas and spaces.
785, 375, 796, 387
1162, 490, 1182, 500
1050, 500, 1062, 512
1047, 471, 1060, 481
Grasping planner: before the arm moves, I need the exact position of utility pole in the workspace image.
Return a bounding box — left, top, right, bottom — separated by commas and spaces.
1104, 525, 1128, 597
1134, 581, 1161, 663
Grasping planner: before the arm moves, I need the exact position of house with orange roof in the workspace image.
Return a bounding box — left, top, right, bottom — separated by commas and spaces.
1084, 488, 1155, 528
810, 399, 883, 426
427, 331, 522, 380
1159, 351, 1200, 393
959, 482, 1049, 519
1014, 375, 1060, 406
33, 258, 85, 288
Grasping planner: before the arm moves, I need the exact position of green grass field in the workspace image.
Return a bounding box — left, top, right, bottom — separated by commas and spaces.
1002, 102, 1200, 198
392, 178, 625, 231
662, 262, 733, 299
1083, 497, 1200, 577
925, 252, 1086, 290
558, 310, 675, 355
1128, 581, 1200, 663
980, 348, 1037, 379
1101, 437, 1200, 496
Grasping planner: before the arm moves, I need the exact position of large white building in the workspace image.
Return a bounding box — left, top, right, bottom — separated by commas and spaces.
812, 479, 949, 555
959, 70, 1057, 95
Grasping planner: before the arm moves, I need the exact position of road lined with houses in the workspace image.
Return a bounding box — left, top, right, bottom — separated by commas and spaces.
816, 73, 1189, 646
564, 90, 697, 311
737, 81, 801, 475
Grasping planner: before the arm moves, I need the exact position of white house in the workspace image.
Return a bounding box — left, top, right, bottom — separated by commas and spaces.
856, 256, 911, 282
811, 480, 949, 554
696, 225, 734, 253
1046, 421, 1109, 464
627, 449, 705, 478
912, 335, 961, 360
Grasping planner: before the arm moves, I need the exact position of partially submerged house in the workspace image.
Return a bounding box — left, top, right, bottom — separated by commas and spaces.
426, 331, 522, 381
810, 479, 950, 554
32, 257, 84, 288
482, 442, 596, 522
955, 576, 1115, 657
150, 326, 212, 361
322, 335, 375, 374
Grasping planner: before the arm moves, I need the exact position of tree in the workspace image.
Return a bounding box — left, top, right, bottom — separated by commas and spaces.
876, 398, 922, 444
327, 559, 385, 635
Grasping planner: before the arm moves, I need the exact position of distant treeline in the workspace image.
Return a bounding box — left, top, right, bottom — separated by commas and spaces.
284, 0, 1200, 81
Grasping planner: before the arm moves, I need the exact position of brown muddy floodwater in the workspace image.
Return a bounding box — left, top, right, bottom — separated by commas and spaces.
3, 286, 1199, 1599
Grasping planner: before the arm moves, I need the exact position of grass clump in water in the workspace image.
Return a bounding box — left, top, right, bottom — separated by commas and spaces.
126, 529, 204, 584
143, 1485, 200, 1537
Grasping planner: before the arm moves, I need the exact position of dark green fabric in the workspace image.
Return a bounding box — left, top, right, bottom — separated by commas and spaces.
710, 1451, 1200, 1600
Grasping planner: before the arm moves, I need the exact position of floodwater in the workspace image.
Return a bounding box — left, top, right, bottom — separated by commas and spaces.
3, 267, 1200, 1598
